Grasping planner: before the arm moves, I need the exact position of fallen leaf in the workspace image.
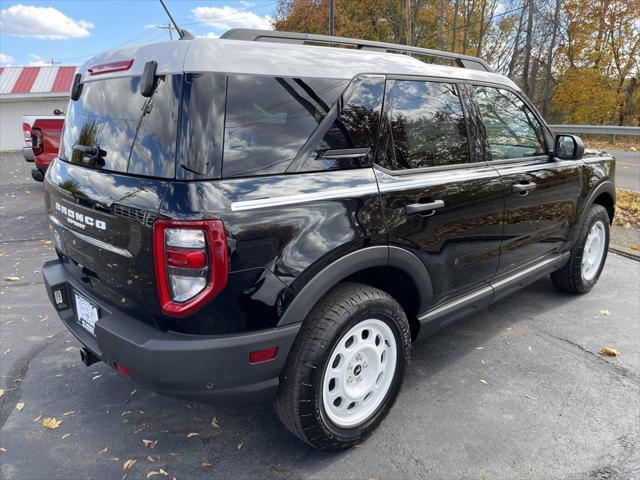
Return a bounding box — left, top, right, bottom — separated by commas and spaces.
32, 415, 42, 423
4, 276, 20, 282
0, 389, 4, 397
147, 455, 161, 462
525, 394, 537, 400
186, 432, 199, 438
63, 411, 75, 416
600, 347, 620, 357
630, 244, 638, 251
475, 346, 484, 350
109, 457, 120, 462
599, 309, 610, 316
130, 389, 137, 396
237, 442, 244, 450
146, 469, 168, 478
99, 447, 109, 455
61, 433, 71, 439
202, 462, 214, 468
527, 346, 532, 352
0, 447, 6, 453
480, 358, 487, 365
65, 346, 78, 352
92, 374, 102, 381
143, 439, 158, 449
16, 403, 24, 412
43, 417, 62, 429
123, 459, 137, 470
211, 417, 220, 428
479, 379, 488, 385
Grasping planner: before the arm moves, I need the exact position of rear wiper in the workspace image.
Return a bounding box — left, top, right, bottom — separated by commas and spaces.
73, 144, 107, 167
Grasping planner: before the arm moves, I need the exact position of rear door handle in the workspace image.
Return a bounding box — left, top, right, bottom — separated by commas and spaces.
512, 182, 537, 194
405, 200, 445, 216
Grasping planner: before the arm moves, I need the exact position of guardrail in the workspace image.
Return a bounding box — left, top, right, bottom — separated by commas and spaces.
549, 125, 640, 136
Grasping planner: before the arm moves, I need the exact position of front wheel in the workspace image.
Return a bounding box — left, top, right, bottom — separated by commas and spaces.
551, 204, 610, 293
274, 283, 411, 450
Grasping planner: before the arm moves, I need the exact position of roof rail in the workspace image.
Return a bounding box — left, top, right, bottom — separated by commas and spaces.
220, 29, 492, 72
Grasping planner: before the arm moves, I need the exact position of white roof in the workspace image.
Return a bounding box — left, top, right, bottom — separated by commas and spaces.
79, 37, 517, 90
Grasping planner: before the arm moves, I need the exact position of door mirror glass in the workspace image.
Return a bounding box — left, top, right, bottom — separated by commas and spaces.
554, 134, 584, 160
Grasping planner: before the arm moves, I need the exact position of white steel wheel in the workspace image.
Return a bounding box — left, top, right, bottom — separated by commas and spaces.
581, 220, 606, 281
322, 318, 398, 428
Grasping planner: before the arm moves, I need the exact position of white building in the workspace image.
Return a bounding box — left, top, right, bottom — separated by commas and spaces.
0, 66, 77, 151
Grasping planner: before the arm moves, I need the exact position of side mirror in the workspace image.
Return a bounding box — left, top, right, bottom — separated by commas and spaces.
554, 134, 584, 160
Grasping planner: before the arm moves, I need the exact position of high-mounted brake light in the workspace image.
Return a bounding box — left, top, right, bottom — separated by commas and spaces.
88, 59, 134, 76
153, 219, 228, 318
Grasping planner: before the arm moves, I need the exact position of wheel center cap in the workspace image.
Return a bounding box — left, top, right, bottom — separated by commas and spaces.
354, 364, 362, 376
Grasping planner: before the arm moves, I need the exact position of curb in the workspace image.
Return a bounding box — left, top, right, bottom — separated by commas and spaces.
609, 247, 640, 261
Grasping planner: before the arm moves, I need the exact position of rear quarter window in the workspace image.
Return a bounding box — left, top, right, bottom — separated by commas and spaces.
222, 75, 347, 178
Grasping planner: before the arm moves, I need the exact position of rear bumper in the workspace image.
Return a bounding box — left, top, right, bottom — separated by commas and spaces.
42, 258, 300, 404
22, 146, 34, 162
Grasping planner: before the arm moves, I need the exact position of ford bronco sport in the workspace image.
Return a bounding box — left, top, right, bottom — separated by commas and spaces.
42, 29, 616, 450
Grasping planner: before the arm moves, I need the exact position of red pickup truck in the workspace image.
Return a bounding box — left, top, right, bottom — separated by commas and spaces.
29, 116, 64, 182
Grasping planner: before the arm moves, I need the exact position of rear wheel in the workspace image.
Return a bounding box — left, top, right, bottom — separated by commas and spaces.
551, 204, 610, 293
274, 283, 410, 450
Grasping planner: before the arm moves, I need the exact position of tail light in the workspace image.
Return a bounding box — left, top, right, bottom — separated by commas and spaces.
153, 219, 228, 318
31, 127, 43, 156
23, 123, 31, 143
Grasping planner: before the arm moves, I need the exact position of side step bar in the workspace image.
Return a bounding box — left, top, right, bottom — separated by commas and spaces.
416, 252, 569, 339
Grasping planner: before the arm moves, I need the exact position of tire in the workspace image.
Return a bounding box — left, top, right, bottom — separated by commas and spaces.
274, 282, 411, 450
551, 204, 610, 294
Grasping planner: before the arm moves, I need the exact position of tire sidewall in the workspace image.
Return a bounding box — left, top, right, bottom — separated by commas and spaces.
575, 206, 610, 291
311, 300, 408, 443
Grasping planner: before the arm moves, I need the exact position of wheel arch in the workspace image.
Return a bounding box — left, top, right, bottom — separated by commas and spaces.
277, 246, 433, 336
583, 180, 615, 224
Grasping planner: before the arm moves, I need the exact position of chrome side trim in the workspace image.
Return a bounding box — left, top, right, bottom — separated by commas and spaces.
230, 185, 379, 212
417, 252, 569, 324
418, 285, 492, 323
49, 215, 133, 258
491, 253, 567, 290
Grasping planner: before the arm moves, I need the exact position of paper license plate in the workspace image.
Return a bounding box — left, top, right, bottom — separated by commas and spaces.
75, 293, 99, 335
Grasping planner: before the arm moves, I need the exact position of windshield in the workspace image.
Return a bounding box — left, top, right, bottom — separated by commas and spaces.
59, 74, 181, 178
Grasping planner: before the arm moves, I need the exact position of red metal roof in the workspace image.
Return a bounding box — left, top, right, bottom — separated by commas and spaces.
0, 66, 78, 95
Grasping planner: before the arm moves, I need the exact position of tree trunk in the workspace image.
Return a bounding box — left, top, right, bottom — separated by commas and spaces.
619, 77, 637, 126
462, 0, 476, 55
404, 0, 412, 45
476, 0, 488, 57
521, 0, 535, 95
541, 0, 561, 117
452, 0, 460, 52
508, 1, 526, 79
439, 0, 446, 50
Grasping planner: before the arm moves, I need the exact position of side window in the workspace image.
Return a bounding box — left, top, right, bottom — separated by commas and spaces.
223, 75, 347, 178
471, 86, 546, 160
384, 80, 470, 170
296, 75, 385, 172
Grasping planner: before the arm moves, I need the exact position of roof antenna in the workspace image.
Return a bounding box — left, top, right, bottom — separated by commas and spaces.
158, 0, 194, 40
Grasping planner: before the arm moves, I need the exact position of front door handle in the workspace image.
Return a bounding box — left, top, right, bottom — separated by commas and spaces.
512, 182, 537, 194
405, 200, 445, 216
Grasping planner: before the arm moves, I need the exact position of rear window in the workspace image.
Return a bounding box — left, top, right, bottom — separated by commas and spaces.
222, 75, 347, 178
59, 75, 181, 178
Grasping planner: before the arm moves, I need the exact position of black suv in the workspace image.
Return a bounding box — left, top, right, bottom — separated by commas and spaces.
42, 29, 616, 450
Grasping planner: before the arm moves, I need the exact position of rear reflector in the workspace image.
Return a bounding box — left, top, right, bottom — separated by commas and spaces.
249, 347, 278, 364
116, 363, 131, 378
88, 59, 134, 75
167, 248, 207, 269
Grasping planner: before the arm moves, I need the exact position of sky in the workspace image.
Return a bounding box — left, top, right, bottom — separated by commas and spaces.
0, 0, 278, 67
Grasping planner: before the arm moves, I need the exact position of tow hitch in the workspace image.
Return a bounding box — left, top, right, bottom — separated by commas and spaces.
80, 347, 99, 367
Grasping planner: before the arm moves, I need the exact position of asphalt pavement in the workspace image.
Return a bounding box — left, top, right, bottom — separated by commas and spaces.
1, 151, 639, 480
611, 150, 640, 192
